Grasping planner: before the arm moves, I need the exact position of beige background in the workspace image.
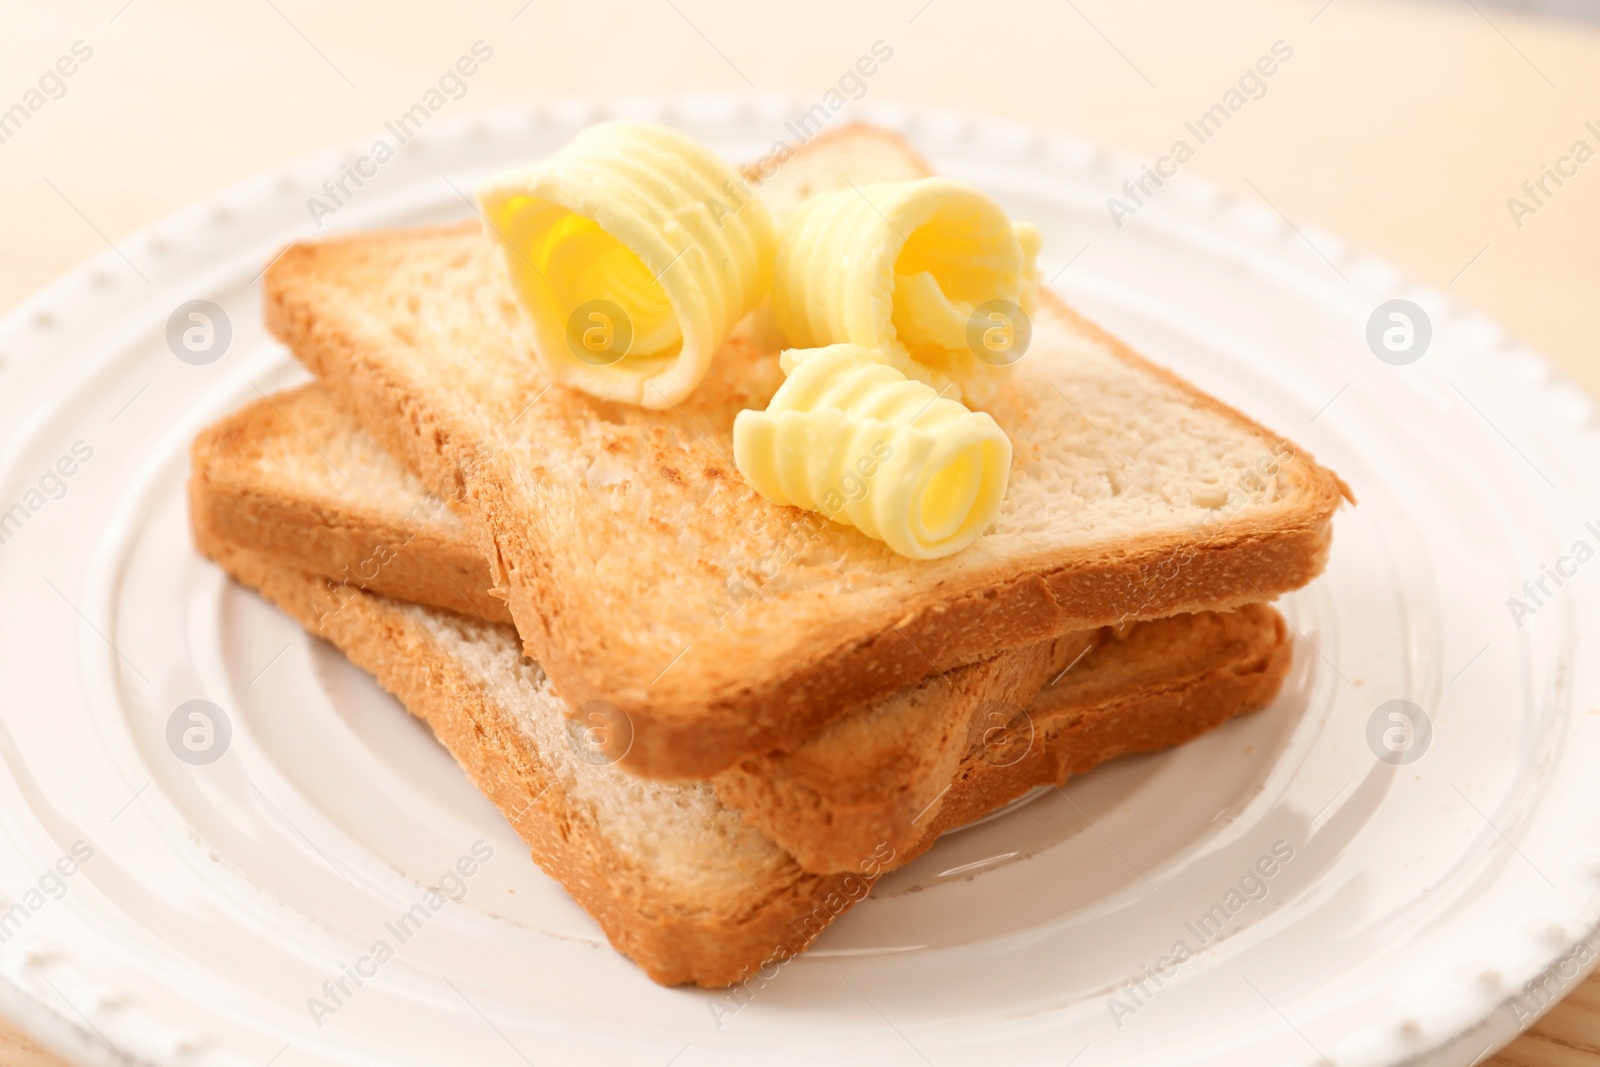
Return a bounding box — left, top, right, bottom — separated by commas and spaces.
1, 0, 1598, 1063
3, 0, 1599, 395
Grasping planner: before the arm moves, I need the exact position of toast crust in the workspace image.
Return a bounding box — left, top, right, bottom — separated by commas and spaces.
918, 609, 1291, 839
260, 125, 1346, 779
719, 605, 1290, 870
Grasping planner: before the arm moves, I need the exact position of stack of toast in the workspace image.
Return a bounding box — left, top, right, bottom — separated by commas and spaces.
188, 124, 1349, 987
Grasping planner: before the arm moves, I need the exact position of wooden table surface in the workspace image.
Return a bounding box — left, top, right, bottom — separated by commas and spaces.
0, 0, 1596, 1062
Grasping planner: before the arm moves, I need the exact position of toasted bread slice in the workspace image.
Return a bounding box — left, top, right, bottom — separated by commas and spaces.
263, 124, 1347, 778
192, 515, 1291, 985
191, 386, 1289, 870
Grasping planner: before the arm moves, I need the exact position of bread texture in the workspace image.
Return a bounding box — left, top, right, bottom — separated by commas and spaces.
191, 506, 1290, 985
262, 123, 1349, 779
190, 386, 1289, 871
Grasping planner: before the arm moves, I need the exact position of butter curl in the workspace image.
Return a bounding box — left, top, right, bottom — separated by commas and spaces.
733, 344, 1012, 560
772, 178, 1039, 407
477, 121, 775, 408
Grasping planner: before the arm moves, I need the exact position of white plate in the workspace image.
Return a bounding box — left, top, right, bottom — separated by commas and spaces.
0, 96, 1597, 1067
